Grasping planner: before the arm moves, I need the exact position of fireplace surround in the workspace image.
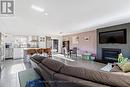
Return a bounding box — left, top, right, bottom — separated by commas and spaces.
102, 48, 121, 63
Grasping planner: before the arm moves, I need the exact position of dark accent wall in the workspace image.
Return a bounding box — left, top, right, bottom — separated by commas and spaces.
97, 23, 130, 59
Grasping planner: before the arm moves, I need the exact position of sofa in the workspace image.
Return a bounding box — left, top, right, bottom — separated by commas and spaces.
30, 55, 130, 87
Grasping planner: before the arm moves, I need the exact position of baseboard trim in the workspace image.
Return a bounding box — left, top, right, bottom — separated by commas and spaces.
5, 58, 13, 60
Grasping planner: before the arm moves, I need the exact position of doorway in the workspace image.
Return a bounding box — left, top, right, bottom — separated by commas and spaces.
63, 41, 70, 52
53, 39, 59, 52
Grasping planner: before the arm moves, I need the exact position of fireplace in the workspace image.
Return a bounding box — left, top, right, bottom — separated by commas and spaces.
102, 48, 121, 63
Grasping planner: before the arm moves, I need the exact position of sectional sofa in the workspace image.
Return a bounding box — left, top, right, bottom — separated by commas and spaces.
30, 55, 130, 87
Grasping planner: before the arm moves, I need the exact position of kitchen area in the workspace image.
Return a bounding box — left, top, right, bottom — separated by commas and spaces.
4, 34, 48, 59
0, 33, 62, 72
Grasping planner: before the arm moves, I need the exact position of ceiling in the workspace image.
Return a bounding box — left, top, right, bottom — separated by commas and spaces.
0, 0, 130, 35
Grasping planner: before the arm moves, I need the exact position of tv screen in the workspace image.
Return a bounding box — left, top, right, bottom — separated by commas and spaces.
99, 29, 127, 44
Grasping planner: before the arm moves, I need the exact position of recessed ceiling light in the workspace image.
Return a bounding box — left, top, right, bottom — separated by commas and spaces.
31, 5, 44, 12
44, 13, 48, 16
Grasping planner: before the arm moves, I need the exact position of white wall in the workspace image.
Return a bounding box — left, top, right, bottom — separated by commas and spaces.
4, 34, 14, 45
0, 33, 6, 61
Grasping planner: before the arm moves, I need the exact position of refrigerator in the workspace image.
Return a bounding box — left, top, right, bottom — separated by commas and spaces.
5, 43, 13, 59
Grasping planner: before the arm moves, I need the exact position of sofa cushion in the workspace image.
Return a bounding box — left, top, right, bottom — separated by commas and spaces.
38, 64, 56, 87
120, 62, 130, 72
60, 65, 130, 87
31, 55, 47, 63
110, 65, 122, 72
54, 73, 110, 87
41, 59, 64, 72
31, 58, 40, 64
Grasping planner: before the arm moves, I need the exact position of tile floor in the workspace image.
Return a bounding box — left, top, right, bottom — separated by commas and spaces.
0, 59, 32, 87
0, 55, 106, 87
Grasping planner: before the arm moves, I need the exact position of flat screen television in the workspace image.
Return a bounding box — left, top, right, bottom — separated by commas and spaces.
99, 29, 127, 44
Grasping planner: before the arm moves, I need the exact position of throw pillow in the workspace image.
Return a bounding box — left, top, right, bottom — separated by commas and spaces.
110, 65, 122, 72
119, 62, 130, 72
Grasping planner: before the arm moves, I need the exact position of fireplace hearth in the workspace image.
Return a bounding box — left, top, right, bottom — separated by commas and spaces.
102, 48, 121, 63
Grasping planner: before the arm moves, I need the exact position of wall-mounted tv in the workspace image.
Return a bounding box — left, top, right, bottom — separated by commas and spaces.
99, 29, 127, 44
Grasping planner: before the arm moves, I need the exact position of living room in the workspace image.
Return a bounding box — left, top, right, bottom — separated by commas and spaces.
0, 0, 130, 87
62, 23, 130, 63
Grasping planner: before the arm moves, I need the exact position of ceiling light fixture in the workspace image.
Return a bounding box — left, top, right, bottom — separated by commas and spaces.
31, 5, 44, 12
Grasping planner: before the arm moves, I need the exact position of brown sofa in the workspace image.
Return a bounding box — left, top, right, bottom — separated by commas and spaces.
30, 56, 130, 87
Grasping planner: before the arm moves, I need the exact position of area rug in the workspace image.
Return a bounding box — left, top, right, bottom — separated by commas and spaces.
26, 79, 45, 87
